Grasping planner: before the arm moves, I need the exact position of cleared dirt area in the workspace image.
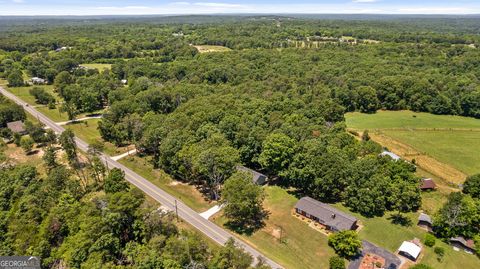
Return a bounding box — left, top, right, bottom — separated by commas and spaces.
193, 45, 231, 53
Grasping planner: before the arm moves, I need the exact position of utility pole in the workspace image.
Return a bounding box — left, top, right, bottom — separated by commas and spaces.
174, 199, 179, 222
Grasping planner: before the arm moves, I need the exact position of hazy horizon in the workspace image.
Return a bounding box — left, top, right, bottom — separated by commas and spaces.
1, 0, 480, 16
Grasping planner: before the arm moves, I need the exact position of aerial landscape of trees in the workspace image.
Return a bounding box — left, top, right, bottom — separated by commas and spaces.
0, 14, 479, 267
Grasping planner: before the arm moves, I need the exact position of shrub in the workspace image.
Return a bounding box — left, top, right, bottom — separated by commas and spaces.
434, 246, 445, 261
329, 256, 345, 269
328, 231, 362, 258
424, 233, 436, 247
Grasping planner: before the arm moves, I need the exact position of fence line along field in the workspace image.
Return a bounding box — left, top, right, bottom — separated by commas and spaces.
346, 110, 480, 182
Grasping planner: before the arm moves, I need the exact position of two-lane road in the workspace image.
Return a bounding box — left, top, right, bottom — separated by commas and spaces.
0, 86, 283, 269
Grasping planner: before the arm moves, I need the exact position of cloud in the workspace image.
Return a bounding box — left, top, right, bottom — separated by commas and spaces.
397, 7, 477, 14
352, 0, 378, 3
12, 0, 24, 3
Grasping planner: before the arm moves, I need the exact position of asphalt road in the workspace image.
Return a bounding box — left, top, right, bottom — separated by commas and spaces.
0, 85, 283, 269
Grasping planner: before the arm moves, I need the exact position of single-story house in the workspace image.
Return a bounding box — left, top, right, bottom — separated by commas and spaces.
294, 197, 358, 232
450, 237, 476, 254
55, 46, 70, 52
417, 213, 433, 231
420, 178, 436, 191
398, 241, 422, 261
6, 121, 26, 135
30, 77, 46, 85
236, 165, 268, 185
379, 150, 401, 161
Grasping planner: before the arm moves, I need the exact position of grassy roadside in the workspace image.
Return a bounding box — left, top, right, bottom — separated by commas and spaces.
118, 155, 215, 212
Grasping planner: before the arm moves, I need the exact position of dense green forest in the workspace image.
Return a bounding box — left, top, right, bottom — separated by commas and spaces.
0, 15, 479, 266
0, 127, 269, 269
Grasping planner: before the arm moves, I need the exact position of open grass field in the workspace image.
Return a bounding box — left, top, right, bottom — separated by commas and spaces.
213, 186, 336, 269
118, 155, 215, 212
6, 85, 58, 106
80, 63, 112, 71
346, 110, 480, 130
346, 110, 480, 182
193, 45, 232, 53
65, 119, 128, 156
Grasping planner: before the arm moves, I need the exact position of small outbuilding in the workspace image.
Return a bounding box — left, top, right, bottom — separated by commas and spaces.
294, 197, 358, 232
398, 241, 422, 261
450, 237, 476, 254
6, 121, 26, 135
420, 178, 436, 191
236, 165, 268, 185
380, 150, 401, 161
29, 77, 46, 85
417, 213, 433, 231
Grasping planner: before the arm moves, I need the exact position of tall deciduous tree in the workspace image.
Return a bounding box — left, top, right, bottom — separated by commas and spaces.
222, 171, 268, 233
258, 133, 296, 175
328, 231, 362, 258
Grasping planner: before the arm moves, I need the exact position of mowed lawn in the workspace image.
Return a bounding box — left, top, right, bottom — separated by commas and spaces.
346, 110, 480, 130
346, 110, 480, 175
65, 119, 128, 156
213, 186, 335, 269
7, 85, 58, 106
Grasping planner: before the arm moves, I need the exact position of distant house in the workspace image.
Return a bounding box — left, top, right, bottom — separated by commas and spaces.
121, 79, 128, 85
6, 121, 26, 135
420, 178, 436, 191
294, 197, 358, 232
236, 165, 267, 185
55, 46, 70, 52
398, 241, 422, 261
417, 213, 433, 231
379, 150, 401, 161
29, 77, 46, 85
450, 237, 476, 254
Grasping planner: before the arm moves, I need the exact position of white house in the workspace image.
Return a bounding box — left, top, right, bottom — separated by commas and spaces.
380, 150, 401, 161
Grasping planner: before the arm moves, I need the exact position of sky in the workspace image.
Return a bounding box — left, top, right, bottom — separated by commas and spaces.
1, 0, 480, 16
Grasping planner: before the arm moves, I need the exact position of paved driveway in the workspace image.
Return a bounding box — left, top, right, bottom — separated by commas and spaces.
348, 240, 401, 269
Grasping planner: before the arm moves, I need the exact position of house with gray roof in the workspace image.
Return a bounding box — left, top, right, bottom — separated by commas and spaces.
6, 121, 26, 135
236, 165, 267, 185
294, 197, 358, 232
417, 213, 433, 231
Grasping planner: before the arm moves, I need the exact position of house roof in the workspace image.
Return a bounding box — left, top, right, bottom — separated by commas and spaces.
380, 150, 401, 161
418, 213, 433, 225
420, 178, 436, 190
236, 165, 267, 184
6, 121, 25, 133
398, 241, 421, 259
450, 237, 475, 249
295, 197, 357, 231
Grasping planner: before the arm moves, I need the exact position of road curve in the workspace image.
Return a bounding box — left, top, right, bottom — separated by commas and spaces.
0, 86, 283, 269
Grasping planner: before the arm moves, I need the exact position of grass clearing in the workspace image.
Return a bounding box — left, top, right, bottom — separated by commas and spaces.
346, 110, 480, 130
383, 130, 480, 175
6, 85, 58, 106
193, 45, 231, 53
65, 119, 128, 156
80, 63, 112, 71
346, 110, 480, 182
212, 186, 335, 269
118, 155, 214, 212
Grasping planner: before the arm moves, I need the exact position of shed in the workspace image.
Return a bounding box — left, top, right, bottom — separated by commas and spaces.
398, 241, 421, 261
6, 121, 26, 134
380, 150, 401, 161
30, 77, 46, 85
450, 237, 475, 253
294, 197, 358, 232
236, 165, 267, 185
420, 178, 436, 191
417, 213, 433, 231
